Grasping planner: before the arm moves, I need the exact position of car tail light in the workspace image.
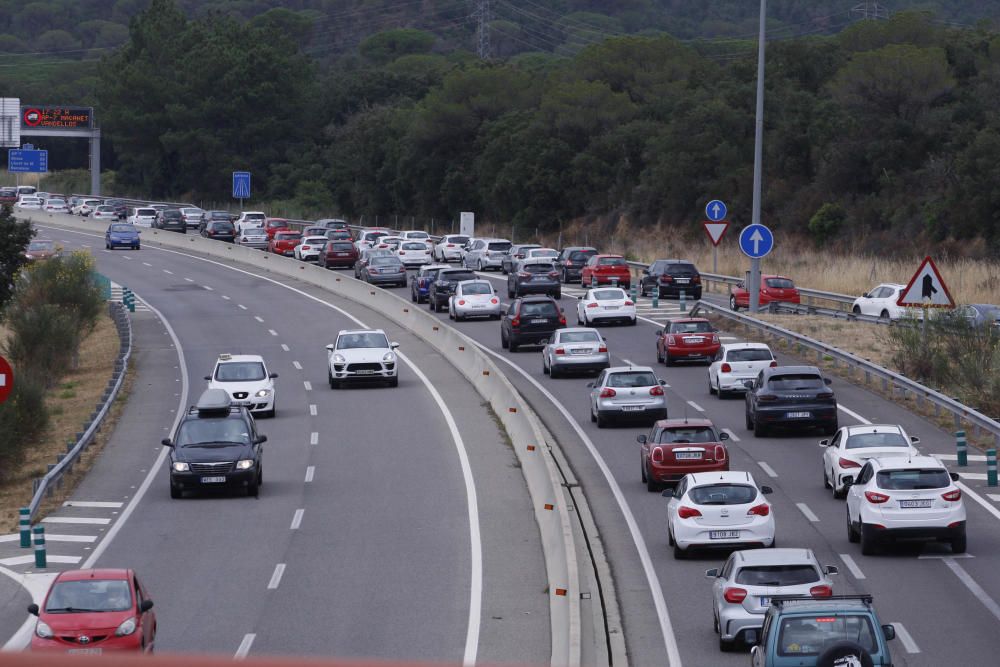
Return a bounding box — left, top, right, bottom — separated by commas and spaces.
692, 275, 701, 284
677, 506, 702, 519
511, 317, 520, 328
711, 334, 719, 344
747, 503, 770, 516
599, 388, 617, 398
458, 300, 466, 306
650, 385, 664, 396
518, 272, 531, 279
549, 271, 559, 279
598, 345, 607, 353
809, 585, 833, 598
865, 491, 890, 504
651, 447, 664, 463
715, 445, 727, 462
447, 244, 455, 247
721, 363, 732, 372
942, 489, 962, 501
838, 457, 861, 469
624, 300, 634, 306
723, 587, 747, 603
555, 347, 566, 355
757, 394, 778, 402
769, 360, 778, 367
559, 314, 566, 325
667, 335, 676, 345
660, 275, 673, 283
490, 298, 498, 304
587, 303, 598, 308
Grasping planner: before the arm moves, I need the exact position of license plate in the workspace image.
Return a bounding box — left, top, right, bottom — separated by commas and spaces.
676, 278, 690, 284
67, 648, 103, 655
334, 253, 349, 256
787, 411, 811, 418
355, 369, 375, 375
472, 304, 485, 309
531, 318, 548, 324
758, 597, 770, 607
622, 405, 644, 412
676, 452, 703, 460
899, 499, 932, 508
709, 530, 740, 539
571, 349, 590, 355
201, 476, 226, 484
684, 337, 704, 344
233, 400, 250, 406
605, 305, 619, 310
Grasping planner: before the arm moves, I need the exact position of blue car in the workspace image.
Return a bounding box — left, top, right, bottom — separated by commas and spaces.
105, 223, 141, 250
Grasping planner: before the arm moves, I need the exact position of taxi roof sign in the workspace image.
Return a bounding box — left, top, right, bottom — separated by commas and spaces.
896, 256, 955, 308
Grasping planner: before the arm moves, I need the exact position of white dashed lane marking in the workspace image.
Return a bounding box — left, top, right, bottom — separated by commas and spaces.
309, 405, 317, 416
267, 563, 286, 589
41, 517, 111, 525
293, 361, 302, 370
304, 466, 315, 482
238, 304, 247, 310
281, 344, 290, 352
686, 400, 705, 412
222, 295, 231, 300
63, 501, 122, 508
235, 633, 255, 659
757, 461, 778, 478
722, 428, 740, 442
891, 622, 920, 654
184, 277, 194, 282
838, 554, 866, 580
290, 509, 304, 530
203, 285, 214, 291
796, 503, 819, 523
303, 381, 312, 391
310, 432, 318, 445
142, 262, 152, 267
268, 329, 278, 337
163, 269, 173, 275
254, 316, 264, 323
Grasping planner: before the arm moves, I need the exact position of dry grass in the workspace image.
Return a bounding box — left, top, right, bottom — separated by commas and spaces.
0, 313, 125, 531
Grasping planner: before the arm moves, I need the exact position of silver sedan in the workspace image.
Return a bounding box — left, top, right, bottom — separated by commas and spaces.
588, 366, 668, 427
542, 328, 609, 378
449, 280, 502, 320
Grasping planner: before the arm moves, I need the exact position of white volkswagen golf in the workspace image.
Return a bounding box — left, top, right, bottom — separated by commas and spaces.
708, 342, 775, 398
205, 353, 277, 418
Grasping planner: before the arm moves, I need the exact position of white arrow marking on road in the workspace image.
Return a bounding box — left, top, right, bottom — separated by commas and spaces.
749, 229, 764, 254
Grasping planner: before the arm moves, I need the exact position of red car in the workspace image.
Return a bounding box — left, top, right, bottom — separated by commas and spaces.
268, 230, 301, 256
655, 317, 721, 365
730, 274, 801, 310
264, 218, 291, 239
638, 418, 731, 491
29, 568, 157, 653
318, 240, 359, 268
580, 254, 631, 289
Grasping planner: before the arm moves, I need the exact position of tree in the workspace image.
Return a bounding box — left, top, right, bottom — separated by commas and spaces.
360, 29, 436, 66
0, 206, 34, 313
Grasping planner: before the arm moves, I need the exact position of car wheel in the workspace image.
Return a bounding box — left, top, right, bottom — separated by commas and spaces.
880, 309, 890, 319
745, 409, 754, 430
656, 345, 663, 363
645, 467, 658, 492
590, 407, 596, 423
562, 270, 569, 283
753, 418, 768, 438
550, 364, 561, 379
852, 305, 861, 314
501, 331, 509, 349
629, 317, 636, 326
388, 375, 399, 388
543, 357, 550, 375
509, 337, 519, 352
169, 484, 182, 499
719, 636, 735, 653
264, 406, 275, 419
328, 370, 335, 389
664, 354, 674, 367
860, 522, 877, 555
595, 410, 608, 428
640, 459, 647, 483
247, 477, 259, 498
730, 295, 739, 311
411, 289, 417, 303
672, 542, 686, 560
708, 377, 717, 395
823, 466, 831, 489
847, 509, 860, 543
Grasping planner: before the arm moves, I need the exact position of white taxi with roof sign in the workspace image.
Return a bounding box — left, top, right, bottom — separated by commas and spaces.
205, 354, 278, 418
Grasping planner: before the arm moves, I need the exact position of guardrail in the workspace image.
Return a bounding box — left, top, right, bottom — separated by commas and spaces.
765, 300, 906, 326
27, 301, 133, 519
690, 299, 1000, 446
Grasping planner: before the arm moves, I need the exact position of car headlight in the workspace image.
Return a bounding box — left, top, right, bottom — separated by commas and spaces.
254, 388, 271, 397
333, 354, 345, 364
35, 620, 53, 639
172, 461, 189, 472
383, 352, 395, 363
114, 617, 137, 637
235, 459, 255, 470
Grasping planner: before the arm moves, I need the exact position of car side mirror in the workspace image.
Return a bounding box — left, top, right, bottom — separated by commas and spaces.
705, 568, 719, 578
256, 435, 268, 444
161, 438, 173, 447
843, 478, 854, 488
910, 436, 920, 444
661, 489, 674, 498
743, 380, 754, 389
819, 439, 830, 447
824, 565, 839, 576
27, 604, 39, 616
586, 382, 595, 388
719, 431, 730, 441
269, 373, 278, 379
140, 600, 154, 613
862, 292, 870, 298
391, 342, 400, 349
760, 485, 773, 495
637, 435, 647, 444
824, 378, 832, 385
882, 624, 896, 641
659, 379, 667, 385
325, 344, 334, 351
950, 472, 960, 482
203, 375, 211, 381
577, 295, 583, 299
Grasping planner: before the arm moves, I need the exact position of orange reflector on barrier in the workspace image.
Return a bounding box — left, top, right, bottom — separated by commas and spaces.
482, 370, 490, 376
527, 445, 536, 451
508, 407, 517, 413
544, 503, 554, 510
555, 588, 568, 596
458, 346, 465, 351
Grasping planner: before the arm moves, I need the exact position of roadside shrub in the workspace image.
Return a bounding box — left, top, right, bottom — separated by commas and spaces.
0, 373, 48, 482
808, 203, 847, 245
16, 251, 104, 335
2, 303, 79, 386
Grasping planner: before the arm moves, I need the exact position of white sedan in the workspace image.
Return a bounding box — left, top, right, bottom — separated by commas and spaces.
397, 241, 432, 266
434, 234, 469, 262
15, 196, 42, 210
43, 198, 69, 214
294, 235, 329, 261
851, 283, 910, 320
576, 288, 636, 326
821, 424, 920, 498
667, 471, 775, 559
708, 343, 775, 398
449, 280, 501, 320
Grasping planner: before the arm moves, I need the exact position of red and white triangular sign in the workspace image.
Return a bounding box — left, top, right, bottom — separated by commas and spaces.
897, 256, 955, 308
703, 221, 729, 247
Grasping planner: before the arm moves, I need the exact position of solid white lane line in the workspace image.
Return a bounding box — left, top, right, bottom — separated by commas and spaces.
757, 461, 778, 478
163, 269, 173, 274
281, 344, 290, 351
310, 432, 318, 445
293, 361, 302, 370
304, 466, 315, 483
254, 315, 264, 322
942, 557, 1000, 623
203, 285, 214, 291
41, 517, 110, 525
234, 633, 255, 659
63, 501, 122, 508
686, 400, 705, 412
268, 329, 278, 336
838, 404, 871, 424
938, 453, 988, 462
956, 482, 1000, 523
303, 381, 312, 391
620, 358, 634, 366
290, 509, 304, 530
891, 622, 920, 654
722, 428, 740, 442
41, 534, 98, 543
222, 295, 231, 300
959, 472, 988, 481
838, 554, 866, 580
238, 304, 247, 310
267, 563, 286, 589
796, 503, 819, 522
142, 262, 152, 267
309, 404, 317, 416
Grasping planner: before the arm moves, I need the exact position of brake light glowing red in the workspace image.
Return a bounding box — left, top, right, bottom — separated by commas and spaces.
555, 347, 566, 355
458, 300, 466, 306
490, 298, 498, 304
599, 388, 617, 398
587, 303, 598, 308
809, 585, 833, 598
721, 363, 732, 372
598, 346, 607, 353
723, 587, 747, 603
660, 275, 673, 283
650, 385, 664, 396
838, 457, 861, 469
769, 360, 778, 367
865, 491, 890, 504
624, 300, 634, 306
447, 244, 455, 247
511, 317, 520, 328
677, 506, 702, 519
942, 489, 962, 501
559, 315, 567, 325
747, 503, 770, 516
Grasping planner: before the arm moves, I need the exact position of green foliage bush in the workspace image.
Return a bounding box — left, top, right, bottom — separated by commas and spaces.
0, 374, 49, 482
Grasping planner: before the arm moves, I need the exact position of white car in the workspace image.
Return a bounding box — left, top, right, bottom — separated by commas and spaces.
397, 241, 432, 267
852, 283, 910, 320
708, 343, 776, 398
448, 280, 501, 321
294, 235, 328, 261
374, 235, 403, 250
205, 353, 277, 418
513, 247, 559, 273
75, 198, 101, 216
129, 207, 158, 227
845, 455, 965, 554
399, 230, 430, 243
42, 198, 69, 214
15, 196, 42, 210
822, 424, 921, 498
92, 205, 118, 221
326, 329, 399, 388
235, 211, 267, 234
576, 287, 636, 326
433, 234, 470, 262
668, 471, 775, 559
34, 191, 51, 202
355, 229, 390, 252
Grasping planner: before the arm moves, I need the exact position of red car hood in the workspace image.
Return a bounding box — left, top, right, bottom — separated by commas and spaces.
42, 609, 132, 635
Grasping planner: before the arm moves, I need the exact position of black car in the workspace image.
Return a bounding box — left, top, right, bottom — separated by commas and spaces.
201, 220, 236, 242
162, 388, 266, 498
640, 259, 702, 299
200, 210, 235, 232
744, 365, 838, 437
154, 208, 186, 233
556, 246, 598, 283
410, 265, 447, 303
104, 198, 128, 219
428, 268, 477, 312
508, 260, 561, 299
501, 296, 566, 351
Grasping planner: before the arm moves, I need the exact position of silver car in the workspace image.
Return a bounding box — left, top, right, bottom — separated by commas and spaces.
543, 327, 609, 377
464, 238, 512, 271
180, 207, 205, 229
588, 366, 668, 427
706, 548, 839, 651
449, 280, 501, 321
238, 227, 269, 249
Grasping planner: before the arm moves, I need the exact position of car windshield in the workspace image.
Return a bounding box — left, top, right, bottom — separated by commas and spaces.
215, 361, 266, 382
488, 242, 512, 251
176, 418, 251, 446
777, 615, 877, 657
607, 371, 657, 388
45, 580, 132, 613
593, 289, 626, 301
275, 232, 299, 240
735, 565, 819, 586
656, 426, 716, 444
876, 468, 950, 490
523, 263, 554, 273
727, 348, 773, 362
28, 241, 54, 251
766, 277, 795, 289
110, 225, 134, 233
163, 210, 181, 219
669, 321, 712, 334
688, 483, 757, 505
337, 332, 389, 349
767, 374, 824, 390
365, 232, 387, 240
845, 432, 909, 449
558, 331, 600, 343
462, 283, 492, 295
520, 302, 558, 317
182, 208, 200, 214
402, 242, 427, 250
598, 257, 626, 266
244, 213, 265, 220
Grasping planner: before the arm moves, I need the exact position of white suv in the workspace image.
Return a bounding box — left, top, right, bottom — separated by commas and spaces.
325, 329, 399, 388
205, 354, 277, 418
845, 455, 965, 555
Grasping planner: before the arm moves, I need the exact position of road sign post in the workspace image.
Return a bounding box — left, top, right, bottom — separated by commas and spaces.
703, 221, 729, 275
738, 223, 774, 313
232, 171, 251, 210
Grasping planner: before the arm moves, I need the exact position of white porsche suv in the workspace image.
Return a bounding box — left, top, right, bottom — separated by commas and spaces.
326, 329, 399, 388
205, 354, 278, 418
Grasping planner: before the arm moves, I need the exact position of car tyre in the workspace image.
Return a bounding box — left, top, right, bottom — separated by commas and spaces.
388, 376, 399, 388
542, 358, 550, 375
595, 410, 608, 428
629, 317, 636, 326
745, 409, 754, 430
501, 331, 509, 349
847, 509, 860, 543
550, 364, 561, 379
860, 522, 877, 555
509, 337, 519, 352
753, 418, 768, 438
951, 531, 967, 554
719, 636, 735, 653
708, 377, 717, 395
852, 305, 861, 315
247, 477, 259, 498
880, 309, 890, 319
645, 468, 658, 492
672, 542, 686, 560
730, 295, 739, 311
169, 484, 182, 499
590, 407, 596, 423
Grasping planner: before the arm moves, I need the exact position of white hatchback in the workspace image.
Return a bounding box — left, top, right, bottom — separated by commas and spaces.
294, 236, 328, 261
708, 343, 776, 398
15, 196, 42, 210
43, 198, 69, 213
449, 280, 501, 321
397, 241, 432, 266
576, 287, 636, 326
206, 354, 277, 418
821, 424, 920, 498
433, 234, 470, 262
852, 283, 910, 320
129, 207, 158, 227
667, 471, 775, 559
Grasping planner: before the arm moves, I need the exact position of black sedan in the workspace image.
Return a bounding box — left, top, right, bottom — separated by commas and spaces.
201, 220, 236, 242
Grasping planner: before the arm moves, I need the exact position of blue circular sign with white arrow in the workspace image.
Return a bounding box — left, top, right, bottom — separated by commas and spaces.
705, 199, 728, 222
738, 223, 774, 259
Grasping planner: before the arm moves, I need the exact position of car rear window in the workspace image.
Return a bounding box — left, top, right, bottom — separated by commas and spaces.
727, 348, 773, 362
440, 271, 476, 282
275, 232, 300, 240
523, 263, 554, 273
607, 371, 656, 388
876, 468, 950, 490
136, 209, 156, 216
777, 615, 877, 657
327, 231, 352, 239
211, 222, 234, 231
845, 432, 909, 449
462, 282, 492, 295
735, 565, 819, 586
558, 331, 600, 343
598, 257, 627, 266
767, 374, 824, 390
766, 277, 795, 289
520, 302, 558, 318
688, 483, 756, 505
449, 236, 469, 244
655, 426, 716, 444
371, 257, 400, 266
530, 249, 558, 257
402, 242, 427, 250
668, 321, 712, 334
330, 242, 355, 251
488, 242, 512, 251
569, 250, 597, 261
665, 263, 697, 275
593, 289, 626, 301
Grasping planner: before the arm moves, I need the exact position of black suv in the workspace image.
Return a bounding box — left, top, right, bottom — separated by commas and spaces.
556, 246, 598, 283
508, 260, 561, 299
640, 259, 702, 299
201, 220, 236, 242
429, 268, 477, 312
162, 388, 266, 498
501, 296, 566, 351
155, 208, 186, 233
744, 365, 838, 437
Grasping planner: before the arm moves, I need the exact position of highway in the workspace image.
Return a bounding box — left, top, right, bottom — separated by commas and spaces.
7, 215, 1000, 666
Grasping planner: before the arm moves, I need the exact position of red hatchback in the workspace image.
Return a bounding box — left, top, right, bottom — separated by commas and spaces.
731, 274, 801, 310
29, 568, 156, 654
638, 418, 730, 491
656, 317, 721, 365
264, 218, 291, 239
268, 230, 301, 256
581, 254, 631, 289
318, 240, 359, 268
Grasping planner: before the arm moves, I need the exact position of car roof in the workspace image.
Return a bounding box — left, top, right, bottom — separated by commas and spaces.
338, 328, 386, 336
421, 264, 450, 270
843, 424, 904, 436
653, 417, 715, 429
483, 238, 510, 243
868, 454, 944, 469
721, 342, 771, 351
216, 354, 265, 364
605, 365, 655, 373
652, 258, 696, 264
556, 327, 600, 335
687, 470, 754, 485
764, 365, 821, 377
771, 597, 872, 614
874, 283, 906, 289
518, 295, 558, 303
761, 274, 793, 280
733, 548, 818, 567
561, 246, 597, 252
56, 568, 130, 582
457, 279, 491, 286
594, 254, 624, 258
668, 317, 710, 324
241, 211, 266, 215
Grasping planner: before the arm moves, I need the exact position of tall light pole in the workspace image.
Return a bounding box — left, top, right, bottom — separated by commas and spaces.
749, 0, 767, 313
